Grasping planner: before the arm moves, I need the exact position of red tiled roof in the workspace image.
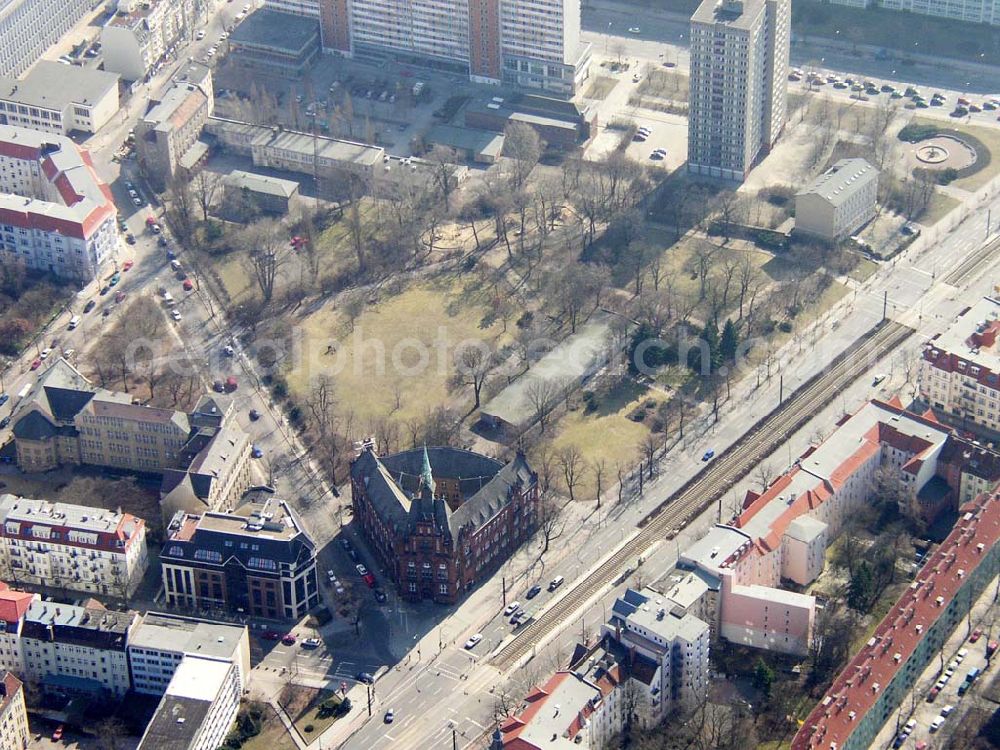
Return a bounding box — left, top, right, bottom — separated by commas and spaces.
0, 588, 35, 625
792, 488, 1000, 750
923, 348, 1000, 390
0, 514, 144, 554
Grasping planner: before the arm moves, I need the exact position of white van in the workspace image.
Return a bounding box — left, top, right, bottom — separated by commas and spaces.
930, 716, 945, 732
163, 292, 175, 306
68, 315, 81, 330
548, 576, 564, 592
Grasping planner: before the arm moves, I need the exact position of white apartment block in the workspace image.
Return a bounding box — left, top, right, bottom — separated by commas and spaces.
102, 0, 199, 81
137, 657, 242, 750
127, 613, 249, 696
20, 601, 136, 697
0, 62, 120, 136
0, 0, 92, 77
0, 125, 118, 282
318, 0, 591, 97
0, 587, 36, 676
920, 297, 1000, 434
795, 158, 879, 240
264, 0, 320, 14
0, 495, 148, 599
602, 588, 710, 720
688, 0, 789, 181
878, 0, 999, 24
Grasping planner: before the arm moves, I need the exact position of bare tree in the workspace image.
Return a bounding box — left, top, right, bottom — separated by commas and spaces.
591, 457, 607, 508
556, 444, 584, 502
191, 170, 221, 222
454, 344, 497, 410
241, 219, 291, 305
526, 379, 562, 433
755, 461, 774, 492
537, 490, 565, 555
504, 123, 542, 191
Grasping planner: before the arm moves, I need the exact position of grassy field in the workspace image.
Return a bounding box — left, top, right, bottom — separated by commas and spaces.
286, 277, 506, 423
290, 689, 343, 739
550, 379, 653, 498
847, 257, 879, 283
922, 190, 962, 225
914, 117, 1000, 191
583, 76, 618, 101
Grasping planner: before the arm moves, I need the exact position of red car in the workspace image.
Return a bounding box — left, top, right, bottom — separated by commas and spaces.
281, 633, 296, 645
182, 279, 194, 292
52, 725, 64, 741
263, 631, 281, 641
115, 291, 126, 303
363, 572, 376, 588
122, 260, 134, 271
30, 359, 41, 371
971, 628, 983, 643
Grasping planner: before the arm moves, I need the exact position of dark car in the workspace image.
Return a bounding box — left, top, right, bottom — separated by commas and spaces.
702, 449, 715, 461
158, 236, 168, 247
951, 107, 969, 118
0, 416, 10, 429
263, 631, 281, 641
125, 233, 136, 244
251, 445, 263, 459
339, 538, 351, 550
249, 409, 260, 421
0, 394, 7, 407
525, 584, 542, 599
356, 672, 374, 684
166, 249, 177, 260
281, 633, 296, 645
99, 286, 110, 295
83, 300, 96, 313
374, 589, 387, 602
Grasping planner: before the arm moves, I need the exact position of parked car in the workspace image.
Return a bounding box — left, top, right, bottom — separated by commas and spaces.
52, 725, 64, 742
971, 628, 983, 643
525, 584, 542, 599
249, 409, 261, 421
251, 445, 263, 458
281, 633, 296, 645
548, 576, 564, 592
356, 672, 374, 684
374, 589, 387, 602
125, 233, 136, 244
183, 279, 194, 291
504, 601, 521, 616
30, 359, 41, 371
384, 709, 394, 723
464, 633, 483, 649
109, 273, 121, 286
355, 564, 369, 577
122, 260, 134, 271
83, 300, 96, 313
302, 637, 321, 649
0, 394, 8, 407
171, 310, 182, 321
115, 291, 126, 303
702, 449, 715, 461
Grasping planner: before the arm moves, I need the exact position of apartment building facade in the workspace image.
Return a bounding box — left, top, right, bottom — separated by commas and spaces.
0, 0, 91, 77
0, 673, 28, 750
795, 158, 879, 240
351, 446, 538, 604
688, 0, 789, 181
792, 486, 1000, 750
20, 601, 136, 697
862, 0, 999, 25
161, 488, 319, 620
0, 495, 148, 599
264, 0, 321, 15
0, 586, 36, 677
12, 361, 252, 519
136, 656, 241, 750
0, 125, 118, 282
0, 62, 120, 136
919, 296, 1000, 435
127, 612, 250, 696
135, 62, 213, 192
102, 0, 199, 81
316, 0, 591, 96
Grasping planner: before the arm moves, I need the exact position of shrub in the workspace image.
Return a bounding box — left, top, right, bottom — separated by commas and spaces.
897, 123, 938, 143
778, 321, 794, 333
304, 724, 315, 733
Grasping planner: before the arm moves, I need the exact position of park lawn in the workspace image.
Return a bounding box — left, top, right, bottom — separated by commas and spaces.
290, 689, 343, 739
240, 706, 298, 750
915, 117, 1000, 191
848, 257, 879, 283
922, 190, 962, 225
286, 277, 506, 423
550, 379, 652, 500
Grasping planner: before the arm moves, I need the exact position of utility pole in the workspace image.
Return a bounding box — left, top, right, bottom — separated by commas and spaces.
988, 208, 992, 238
779, 375, 783, 405
882, 290, 888, 322
453, 728, 458, 750
502, 576, 506, 608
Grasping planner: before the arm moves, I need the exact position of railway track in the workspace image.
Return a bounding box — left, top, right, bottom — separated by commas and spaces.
944, 235, 1000, 286
490, 320, 914, 671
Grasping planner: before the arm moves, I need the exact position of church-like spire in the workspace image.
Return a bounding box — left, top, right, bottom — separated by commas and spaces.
421, 445, 436, 498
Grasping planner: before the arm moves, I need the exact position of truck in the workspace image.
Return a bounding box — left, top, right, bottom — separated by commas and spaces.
412, 81, 425, 98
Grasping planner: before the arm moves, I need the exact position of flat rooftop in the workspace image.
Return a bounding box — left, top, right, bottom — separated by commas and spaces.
926, 296, 1000, 376
0, 61, 119, 111
0, 494, 132, 535
230, 8, 319, 52
130, 612, 245, 660
691, 0, 767, 30
224, 169, 298, 198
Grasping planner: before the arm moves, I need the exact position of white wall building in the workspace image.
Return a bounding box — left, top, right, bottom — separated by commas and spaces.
136, 657, 242, 750
127, 612, 250, 696
20, 601, 136, 697
0, 125, 118, 282
688, 0, 790, 181
0, 0, 92, 77
0, 495, 148, 599
264, 0, 320, 15
920, 297, 1000, 435
795, 158, 878, 241
102, 0, 199, 81
0, 62, 120, 136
